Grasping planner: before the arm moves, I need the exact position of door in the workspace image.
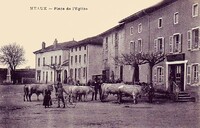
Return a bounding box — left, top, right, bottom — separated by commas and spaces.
169, 64, 184, 92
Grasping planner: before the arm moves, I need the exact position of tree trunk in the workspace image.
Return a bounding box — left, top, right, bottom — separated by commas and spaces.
11, 70, 16, 84
135, 64, 139, 83
149, 64, 154, 85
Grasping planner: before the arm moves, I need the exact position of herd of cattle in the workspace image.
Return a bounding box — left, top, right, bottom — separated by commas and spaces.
24, 82, 150, 104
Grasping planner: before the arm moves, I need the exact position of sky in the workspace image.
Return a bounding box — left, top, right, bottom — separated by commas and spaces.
0, 0, 161, 69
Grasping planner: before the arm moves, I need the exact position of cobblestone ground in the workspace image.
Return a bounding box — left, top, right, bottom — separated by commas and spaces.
0, 84, 199, 128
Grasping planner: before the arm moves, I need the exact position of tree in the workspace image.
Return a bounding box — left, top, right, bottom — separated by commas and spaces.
0, 43, 26, 83
114, 53, 146, 84
140, 52, 165, 84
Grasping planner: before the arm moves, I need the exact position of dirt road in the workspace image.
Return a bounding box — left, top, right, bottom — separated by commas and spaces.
0, 84, 199, 128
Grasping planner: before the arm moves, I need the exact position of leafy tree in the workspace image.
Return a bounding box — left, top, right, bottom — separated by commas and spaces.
140, 52, 165, 84
0, 43, 26, 83
114, 53, 146, 84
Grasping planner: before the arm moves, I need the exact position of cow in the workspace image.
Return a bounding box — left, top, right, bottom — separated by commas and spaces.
118, 83, 149, 104
24, 84, 54, 102
63, 85, 95, 102
100, 83, 124, 101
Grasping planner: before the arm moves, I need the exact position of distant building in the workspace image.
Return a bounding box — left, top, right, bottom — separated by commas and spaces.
68, 36, 103, 84
33, 39, 76, 84
33, 36, 103, 85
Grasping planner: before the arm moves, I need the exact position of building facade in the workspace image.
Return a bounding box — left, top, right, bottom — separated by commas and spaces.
99, 24, 126, 82
33, 39, 75, 84
68, 36, 103, 84
34, 37, 103, 85
119, 0, 200, 92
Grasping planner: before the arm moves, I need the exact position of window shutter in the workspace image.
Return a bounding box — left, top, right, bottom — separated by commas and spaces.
153, 67, 157, 83
198, 64, 200, 83
199, 28, 200, 49
162, 37, 165, 53
187, 30, 192, 50
161, 67, 164, 82
187, 65, 191, 84
169, 36, 173, 53
154, 39, 158, 52
178, 34, 182, 52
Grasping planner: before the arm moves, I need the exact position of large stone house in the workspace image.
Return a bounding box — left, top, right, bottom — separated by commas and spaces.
117, 0, 200, 92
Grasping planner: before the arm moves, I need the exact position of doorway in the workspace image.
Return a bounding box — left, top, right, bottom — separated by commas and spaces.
169, 64, 184, 92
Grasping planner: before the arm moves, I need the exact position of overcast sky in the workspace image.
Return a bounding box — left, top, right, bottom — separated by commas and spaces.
0, 0, 161, 69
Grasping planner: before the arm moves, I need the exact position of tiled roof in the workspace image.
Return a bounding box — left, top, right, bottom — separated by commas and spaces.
33, 36, 103, 54
119, 0, 177, 23
67, 36, 103, 48
98, 24, 124, 37
33, 40, 77, 54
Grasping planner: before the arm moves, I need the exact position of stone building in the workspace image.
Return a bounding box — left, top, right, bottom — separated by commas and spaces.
118, 0, 200, 92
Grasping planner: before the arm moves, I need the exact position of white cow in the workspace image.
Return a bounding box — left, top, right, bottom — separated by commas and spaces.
63, 85, 94, 101
118, 84, 147, 104
101, 83, 124, 101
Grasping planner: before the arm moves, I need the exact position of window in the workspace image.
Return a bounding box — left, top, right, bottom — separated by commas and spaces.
75, 47, 77, 51
70, 69, 73, 77
105, 37, 108, 50
138, 39, 142, 53
84, 54, 86, 64
78, 68, 81, 79
51, 71, 53, 81
79, 55, 81, 63
51, 56, 53, 65
59, 55, 61, 65
75, 55, 77, 63
130, 26, 134, 35
154, 37, 164, 53
192, 64, 199, 84
115, 33, 119, 47
83, 67, 86, 77
192, 28, 199, 49
71, 48, 73, 52
169, 34, 182, 53
138, 23, 142, 33
79, 46, 81, 51
55, 56, 57, 65
174, 12, 179, 24
43, 71, 45, 81
71, 56, 73, 66
188, 28, 200, 50
37, 70, 41, 81
84, 46, 86, 50
154, 66, 164, 83
75, 68, 77, 80
158, 18, 163, 28
157, 67, 164, 83
43, 57, 45, 66
38, 58, 40, 67
130, 41, 136, 54
192, 3, 198, 17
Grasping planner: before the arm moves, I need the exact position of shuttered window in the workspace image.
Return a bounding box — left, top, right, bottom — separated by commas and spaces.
187, 65, 191, 84
187, 30, 192, 50
169, 36, 173, 53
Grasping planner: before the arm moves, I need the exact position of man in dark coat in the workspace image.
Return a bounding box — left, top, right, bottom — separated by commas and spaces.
92, 78, 102, 101
43, 89, 52, 108
148, 83, 155, 103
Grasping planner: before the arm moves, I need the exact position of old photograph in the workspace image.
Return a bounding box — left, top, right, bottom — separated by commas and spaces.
0, 0, 200, 128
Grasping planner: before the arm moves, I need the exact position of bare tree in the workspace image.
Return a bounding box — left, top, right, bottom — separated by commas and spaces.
140, 52, 165, 84
114, 53, 146, 84
0, 43, 26, 83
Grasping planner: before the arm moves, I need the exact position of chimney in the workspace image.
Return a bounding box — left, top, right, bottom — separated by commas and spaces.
42, 42, 46, 49
54, 38, 58, 48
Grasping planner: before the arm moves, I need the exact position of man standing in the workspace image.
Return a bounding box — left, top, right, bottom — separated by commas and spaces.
56, 82, 67, 108
92, 78, 102, 101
